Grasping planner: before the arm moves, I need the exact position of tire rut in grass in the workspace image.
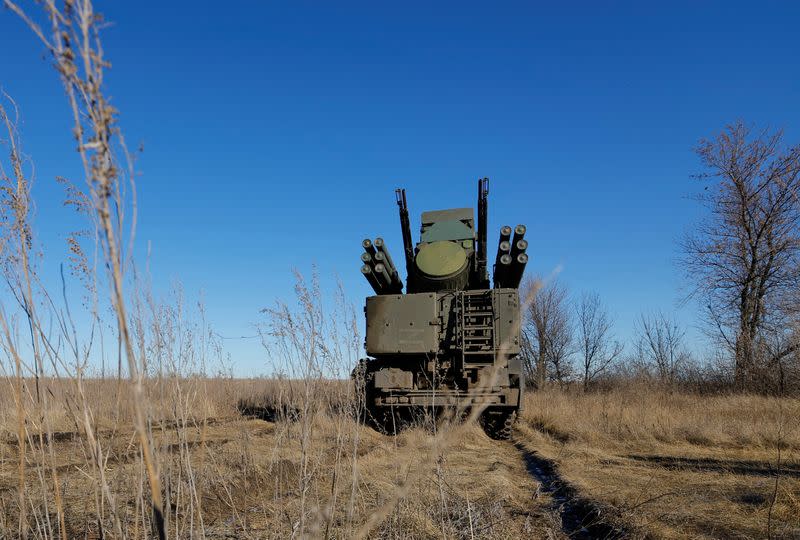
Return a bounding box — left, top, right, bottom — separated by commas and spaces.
514, 441, 627, 539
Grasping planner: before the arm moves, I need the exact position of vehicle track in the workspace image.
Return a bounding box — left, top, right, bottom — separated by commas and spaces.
513, 440, 627, 540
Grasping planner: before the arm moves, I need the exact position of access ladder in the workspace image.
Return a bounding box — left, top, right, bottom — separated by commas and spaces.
458, 290, 496, 366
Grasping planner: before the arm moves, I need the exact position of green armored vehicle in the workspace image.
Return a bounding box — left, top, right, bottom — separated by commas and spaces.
357, 179, 528, 439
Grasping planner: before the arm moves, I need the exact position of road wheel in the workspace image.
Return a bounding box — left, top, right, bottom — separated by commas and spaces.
480, 409, 517, 440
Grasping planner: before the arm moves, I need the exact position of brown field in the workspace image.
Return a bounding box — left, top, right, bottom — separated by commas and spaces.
517, 386, 800, 539
1, 378, 798, 539
0, 378, 559, 539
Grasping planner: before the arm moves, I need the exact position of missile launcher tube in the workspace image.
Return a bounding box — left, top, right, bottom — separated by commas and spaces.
374, 252, 403, 290
493, 237, 511, 284
374, 238, 397, 274
494, 240, 511, 269
511, 224, 526, 247
362, 238, 377, 257
499, 225, 512, 244
361, 264, 382, 294
374, 263, 394, 290
505, 253, 528, 288
494, 253, 513, 287
510, 238, 528, 259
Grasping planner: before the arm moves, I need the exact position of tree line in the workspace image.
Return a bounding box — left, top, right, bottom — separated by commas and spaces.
521, 122, 800, 395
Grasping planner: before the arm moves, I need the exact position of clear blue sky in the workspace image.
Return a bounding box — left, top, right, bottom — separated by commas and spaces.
2, 1, 799, 375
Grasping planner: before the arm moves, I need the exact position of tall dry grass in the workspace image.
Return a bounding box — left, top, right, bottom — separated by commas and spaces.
520, 384, 800, 452
516, 385, 800, 538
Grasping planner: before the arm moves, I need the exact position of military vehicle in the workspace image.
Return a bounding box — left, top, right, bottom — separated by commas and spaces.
357, 178, 527, 439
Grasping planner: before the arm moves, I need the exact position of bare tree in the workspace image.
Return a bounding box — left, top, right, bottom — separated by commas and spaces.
520, 277, 573, 388
546, 314, 575, 388
683, 123, 800, 389
748, 325, 800, 395
634, 312, 690, 386
576, 292, 622, 390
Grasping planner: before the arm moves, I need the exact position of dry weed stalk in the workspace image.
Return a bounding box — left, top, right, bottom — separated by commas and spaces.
0, 95, 73, 539
4, 0, 165, 536
258, 271, 365, 537
0, 96, 32, 539
1, 92, 133, 537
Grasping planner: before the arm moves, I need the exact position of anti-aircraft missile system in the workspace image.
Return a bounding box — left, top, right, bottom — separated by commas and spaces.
356, 178, 527, 439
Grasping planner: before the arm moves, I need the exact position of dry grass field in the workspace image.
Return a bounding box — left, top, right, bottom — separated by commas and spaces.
0, 378, 562, 539
517, 387, 800, 539
1, 377, 797, 539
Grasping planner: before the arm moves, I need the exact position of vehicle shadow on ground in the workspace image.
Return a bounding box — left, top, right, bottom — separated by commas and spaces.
625, 454, 800, 478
